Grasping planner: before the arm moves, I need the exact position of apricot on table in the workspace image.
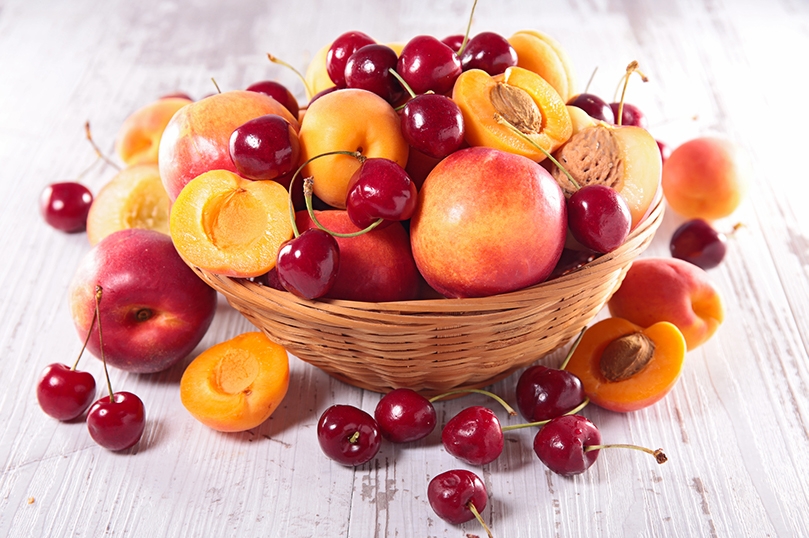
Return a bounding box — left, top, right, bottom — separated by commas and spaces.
452, 66, 572, 163
115, 96, 192, 166
180, 331, 290, 432
607, 257, 724, 351
169, 169, 293, 278
565, 317, 686, 413
508, 30, 577, 102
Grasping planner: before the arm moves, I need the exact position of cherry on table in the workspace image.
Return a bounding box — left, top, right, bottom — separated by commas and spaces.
441, 406, 504, 466
567, 93, 615, 123
87, 391, 146, 451
516, 365, 585, 423
567, 184, 632, 253
344, 44, 403, 104
428, 469, 492, 536
374, 388, 437, 443
670, 218, 728, 269
36, 363, 96, 421
400, 93, 465, 159
396, 35, 462, 95
276, 228, 340, 300
245, 80, 300, 119
345, 158, 418, 229
40, 182, 93, 233
229, 114, 300, 181
533, 414, 601, 476
317, 404, 381, 466
459, 31, 517, 76
327, 31, 376, 88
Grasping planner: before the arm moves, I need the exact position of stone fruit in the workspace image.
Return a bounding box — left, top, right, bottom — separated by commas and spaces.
670, 218, 729, 269
87, 391, 146, 451
317, 404, 381, 466
115, 96, 192, 166
40, 182, 93, 233
275, 228, 340, 300
428, 469, 491, 536
515, 365, 585, 422
507, 29, 577, 102
441, 406, 504, 466
228, 114, 301, 181
36, 363, 96, 421
374, 388, 437, 443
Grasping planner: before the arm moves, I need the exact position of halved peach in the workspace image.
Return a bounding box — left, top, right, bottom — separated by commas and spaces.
169, 170, 293, 277
452, 66, 572, 162
115, 97, 192, 166
180, 331, 290, 432
86, 164, 170, 245
508, 30, 577, 102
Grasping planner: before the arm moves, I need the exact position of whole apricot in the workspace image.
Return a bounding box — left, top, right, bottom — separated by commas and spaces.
507, 30, 577, 102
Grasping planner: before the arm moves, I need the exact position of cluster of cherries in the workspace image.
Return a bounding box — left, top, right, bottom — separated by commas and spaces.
316, 333, 666, 533
35, 286, 145, 452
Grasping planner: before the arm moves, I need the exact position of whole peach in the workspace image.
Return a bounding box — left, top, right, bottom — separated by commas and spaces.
661, 137, 749, 220
115, 97, 192, 166
607, 257, 724, 350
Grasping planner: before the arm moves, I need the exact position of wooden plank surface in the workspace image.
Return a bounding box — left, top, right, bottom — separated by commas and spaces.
2, 0, 809, 536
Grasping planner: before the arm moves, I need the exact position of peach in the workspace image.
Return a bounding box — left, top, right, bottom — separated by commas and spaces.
169, 169, 293, 278
508, 30, 577, 102
180, 331, 289, 432
158, 90, 300, 201
297, 88, 409, 208
304, 42, 336, 99
661, 136, 749, 220
86, 163, 170, 245
410, 147, 567, 298
452, 66, 572, 162
115, 97, 192, 166
607, 257, 725, 351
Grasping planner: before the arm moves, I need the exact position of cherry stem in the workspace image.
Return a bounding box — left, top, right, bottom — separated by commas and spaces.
493, 113, 580, 190
614, 61, 648, 126
558, 327, 587, 371
83, 121, 120, 172
348, 431, 361, 444
500, 398, 590, 431
584, 66, 598, 94
466, 501, 493, 538
457, 0, 479, 58
72, 289, 99, 371
429, 389, 517, 416
211, 77, 222, 94
583, 443, 668, 464
303, 177, 384, 238
267, 52, 313, 101
388, 68, 416, 99
93, 286, 114, 403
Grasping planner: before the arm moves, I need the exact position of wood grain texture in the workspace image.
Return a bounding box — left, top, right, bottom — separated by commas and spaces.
2, 0, 808, 536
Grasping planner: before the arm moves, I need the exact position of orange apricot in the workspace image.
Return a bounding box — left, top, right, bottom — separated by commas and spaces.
115, 96, 192, 166
452, 66, 572, 162
565, 318, 686, 413
180, 332, 290, 432
304, 42, 336, 99
508, 30, 577, 102
169, 169, 293, 278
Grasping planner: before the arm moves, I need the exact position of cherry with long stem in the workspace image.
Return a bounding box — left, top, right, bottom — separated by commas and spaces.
267, 52, 314, 101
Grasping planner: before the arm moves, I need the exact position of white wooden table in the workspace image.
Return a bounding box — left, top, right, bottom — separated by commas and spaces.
2, 0, 808, 536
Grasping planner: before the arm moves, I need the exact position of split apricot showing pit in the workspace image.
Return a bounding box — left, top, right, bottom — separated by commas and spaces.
180, 332, 290, 432
564, 318, 686, 413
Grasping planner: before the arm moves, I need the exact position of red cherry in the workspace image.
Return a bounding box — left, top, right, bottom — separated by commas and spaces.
533, 414, 601, 476
396, 35, 462, 95
400, 93, 465, 159
428, 469, 488, 525
567, 93, 615, 123
374, 388, 437, 443
345, 158, 418, 229
86, 391, 146, 451
670, 218, 728, 269
515, 365, 585, 422
229, 114, 300, 181
40, 182, 93, 233
36, 363, 96, 421
441, 34, 464, 52
567, 185, 631, 253
344, 44, 403, 104
459, 31, 517, 76
326, 31, 376, 88
317, 404, 381, 466
276, 228, 340, 300
308, 86, 339, 106
245, 80, 300, 118
441, 406, 504, 466
610, 102, 648, 128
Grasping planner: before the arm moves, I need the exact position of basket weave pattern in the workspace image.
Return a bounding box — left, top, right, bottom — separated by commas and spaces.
193, 200, 664, 395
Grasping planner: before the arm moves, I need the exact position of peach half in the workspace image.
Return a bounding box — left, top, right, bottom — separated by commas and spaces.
169, 170, 293, 278
115, 96, 192, 166
508, 30, 577, 102
86, 164, 170, 245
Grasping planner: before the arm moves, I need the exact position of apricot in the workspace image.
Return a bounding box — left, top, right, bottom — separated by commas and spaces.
661, 137, 749, 220
565, 318, 686, 413
180, 331, 290, 432
607, 257, 724, 350
304, 42, 336, 99
297, 88, 409, 208
169, 169, 293, 278
452, 66, 572, 162
507, 30, 577, 102
115, 97, 192, 166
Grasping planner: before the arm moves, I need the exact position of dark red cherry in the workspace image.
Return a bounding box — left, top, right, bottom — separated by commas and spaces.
516, 365, 585, 422
308, 86, 340, 106
670, 218, 728, 269
345, 158, 417, 229
549, 248, 598, 279
86, 391, 146, 451
36, 363, 96, 421
428, 469, 488, 525
374, 388, 437, 443
40, 182, 93, 233
327, 31, 376, 88
317, 404, 381, 466
533, 414, 601, 476
610, 102, 648, 128
567, 185, 631, 253
276, 228, 340, 300
442, 406, 504, 466
255, 268, 285, 291
459, 31, 517, 76
400, 93, 465, 159
441, 34, 464, 52
344, 44, 403, 104
245, 80, 300, 118
229, 114, 300, 181
567, 93, 615, 124
396, 35, 462, 95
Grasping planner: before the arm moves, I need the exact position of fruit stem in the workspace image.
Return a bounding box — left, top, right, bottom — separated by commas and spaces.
500, 397, 590, 431
267, 53, 314, 101
457, 0, 479, 58
614, 61, 648, 126
558, 327, 587, 371
72, 291, 99, 371
493, 113, 580, 190
304, 177, 384, 238
83, 121, 120, 172
584, 66, 598, 94
388, 68, 416, 99
467, 501, 494, 538
583, 443, 668, 464
429, 389, 517, 416
348, 431, 360, 444
211, 77, 222, 94
93, 286, 114, 403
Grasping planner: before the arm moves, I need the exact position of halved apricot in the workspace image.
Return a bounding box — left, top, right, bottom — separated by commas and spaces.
169, 170, 293, 277
180, 332, 290, 432
452, 66, 572, 162
564, 317, 686, 413
508, 30, 577, 102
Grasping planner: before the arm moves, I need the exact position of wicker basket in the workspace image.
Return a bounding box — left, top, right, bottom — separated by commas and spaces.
193, 198, 664, 396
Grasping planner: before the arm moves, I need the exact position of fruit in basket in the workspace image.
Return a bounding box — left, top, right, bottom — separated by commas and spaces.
442, 406, 504, 466
344, 44, 403, 104
661, 136, 749, 220
86, 163, 170, 245
566, 184, 632, 253
317, 404, 381, 466
610, 101, 647, 128
564, 318, 686, 412
297, 88, 409, 208
228, 114, 300, 181
245, 80, 300, 118
276, 228, 340, 299
180, 332, 290, 432
607, 257, 724, 350
305, 42, 336, 98
397, 35, 462, 95
507, 29, 577, 102
428, 469, 490, 532
68, 228, 217, 373
169, 169, 293, 278
400, 93, 465, 160
158, 90, 299, 201
453, 66, 572, 162
410, 146, 566, 298
670, 218, 730, 269
459, 31, 518, 76
326, 31, 376, 88
345, 158, 418, 228
115, 96, 192, 166
40, 182, 94, 233
567, 93, 615, 124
